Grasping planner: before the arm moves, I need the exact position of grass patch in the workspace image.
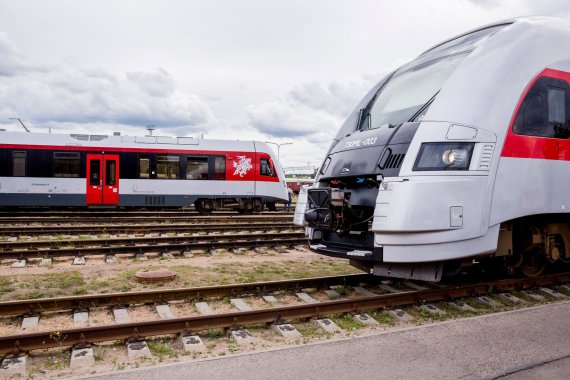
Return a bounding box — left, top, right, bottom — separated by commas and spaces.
368, 310, 396, 326
147, 340, 178, 360
331, 314, 364, 331
0, 278, 14, 293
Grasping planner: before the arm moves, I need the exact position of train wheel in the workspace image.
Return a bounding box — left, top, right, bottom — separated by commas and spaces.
195, 199, 213, 215
520, 250, 547, 277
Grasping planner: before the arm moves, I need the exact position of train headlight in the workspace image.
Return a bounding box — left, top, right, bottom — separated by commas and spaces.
413, 142, 474, 171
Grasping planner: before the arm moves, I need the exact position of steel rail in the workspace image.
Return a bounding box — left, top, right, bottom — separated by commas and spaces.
0, 222, 297, 237
0, 274, 373, 317
0, 272, 568, 355
0, 235, 307, 260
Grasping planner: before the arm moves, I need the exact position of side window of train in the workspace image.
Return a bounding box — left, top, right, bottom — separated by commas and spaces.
138, 155, 150, 179
157, 155, 179, 179
54, 152, 80, 178
186, 156, 208, 180
513, 77, 569, 138
213, 156, 226, 180
260, 158, 276, 177
12, 151, 26, 177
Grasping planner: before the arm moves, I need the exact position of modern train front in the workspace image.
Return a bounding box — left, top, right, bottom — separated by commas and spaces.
294, 23, 514, 281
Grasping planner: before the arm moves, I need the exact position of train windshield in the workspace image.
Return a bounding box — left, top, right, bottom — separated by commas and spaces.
361, 53, 467, 131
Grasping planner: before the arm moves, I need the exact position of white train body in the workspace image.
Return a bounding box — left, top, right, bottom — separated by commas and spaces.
0, 131, 288, 211
296, 17, 570, 280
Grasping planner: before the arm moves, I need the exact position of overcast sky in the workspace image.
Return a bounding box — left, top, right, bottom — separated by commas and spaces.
1, 0, 569, 167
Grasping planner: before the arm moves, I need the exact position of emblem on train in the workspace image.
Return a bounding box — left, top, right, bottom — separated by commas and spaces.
233, 155, 253, 177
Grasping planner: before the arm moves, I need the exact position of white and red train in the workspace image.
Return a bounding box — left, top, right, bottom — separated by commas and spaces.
0, 131, 288, 213
295, 17, 570, 281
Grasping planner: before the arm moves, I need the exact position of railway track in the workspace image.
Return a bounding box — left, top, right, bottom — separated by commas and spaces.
0, 272, 568, 355
0, 222, 298, 237
0, 231, 306, 260
0, 214, 294, 225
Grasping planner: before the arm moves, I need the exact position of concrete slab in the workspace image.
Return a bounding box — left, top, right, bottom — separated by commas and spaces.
389, 309, 413, 321
155, 304, 175, 319
0, 354, 27, 376
496, 293, 524, 304
296, 292, 318, 304
379, 284, 402, 293
229, 329, 255, 345
21, 315, 39, 329
523, 291, 546, 301
105, 255, 117, 264
230, 298, 253, 312
314, 318, 341, 333
39, 258, 53, 267
324, 289, 341, 300
70, 347, 95, 369
134, 253, 148, 261
262, 295, 282, 306
295, 245, 307, 251
539, 287, 567, 299
11, 259, 27, 268
195, 302, 214, 315
419, 304, 445, 315
353, 313, 379, 325
476, 296, 501, 307
113, 308, 130, 324
161, 252, 174, 259
182, 251, 194, 258
404, 281, 430, 291
180, 335, 206, 352
254, 247, 268, 254
272, 324, 302, 339
353, 286, 378, 297
556, 284, 570, 294
447, 300, 476, 312
127, 340, 153, 361
73, 256, 86, 265
274, 246, 288, 253
73, 311, 89, 324
231, 248, 246, 255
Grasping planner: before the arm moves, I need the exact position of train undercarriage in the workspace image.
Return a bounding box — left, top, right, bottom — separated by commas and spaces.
194, 197, 277, 215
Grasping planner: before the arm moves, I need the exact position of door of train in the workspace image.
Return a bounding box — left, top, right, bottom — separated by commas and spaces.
86, 154, 120, 205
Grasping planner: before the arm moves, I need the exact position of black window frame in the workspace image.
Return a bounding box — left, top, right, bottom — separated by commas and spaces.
53, 152, 81, 178
12, 151, 26, 177
513, 76, 570, 138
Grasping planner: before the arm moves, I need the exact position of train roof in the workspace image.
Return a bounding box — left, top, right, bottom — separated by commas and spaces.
0, 130, 267, 152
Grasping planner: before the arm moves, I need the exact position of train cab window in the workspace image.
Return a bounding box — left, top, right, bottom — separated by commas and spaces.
138, 155, 150, 179
260, 158, 276, 177
548, 87, 566, 123
12, 151, 26, 177
523, 94, 543, 130
157, 155, 179, 179
186, 157, 208, 180
106, 160, 116, 186
213, 156, 226, 180
89, 160, 100, 185
54, 152, 80, 177
513, 77, 570, 138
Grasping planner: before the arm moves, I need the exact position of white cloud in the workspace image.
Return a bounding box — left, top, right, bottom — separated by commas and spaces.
0, 34, 214, 132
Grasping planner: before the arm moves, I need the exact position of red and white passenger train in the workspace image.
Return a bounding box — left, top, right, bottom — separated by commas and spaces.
295, 17, 570, 280
0, 131, 288, 213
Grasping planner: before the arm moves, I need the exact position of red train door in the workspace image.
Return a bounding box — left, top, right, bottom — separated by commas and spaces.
86, 154, 120, 205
